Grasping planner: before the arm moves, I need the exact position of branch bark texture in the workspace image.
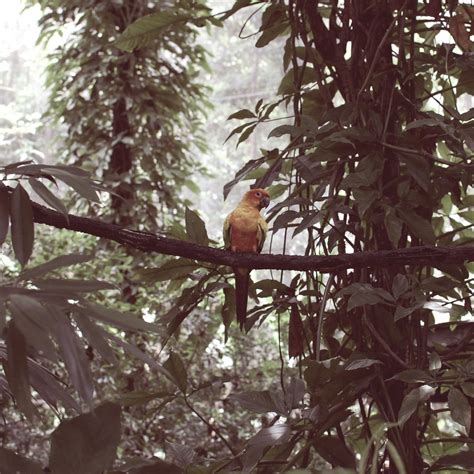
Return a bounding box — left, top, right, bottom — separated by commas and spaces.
32, 202, 474, 273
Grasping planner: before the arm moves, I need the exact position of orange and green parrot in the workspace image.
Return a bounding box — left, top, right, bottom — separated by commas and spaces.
223, 188, 270, 330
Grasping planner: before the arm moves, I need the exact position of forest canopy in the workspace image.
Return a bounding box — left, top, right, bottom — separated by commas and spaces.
0, 1, 474, 473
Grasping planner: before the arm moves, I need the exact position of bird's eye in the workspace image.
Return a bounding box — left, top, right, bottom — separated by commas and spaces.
255, 191, 261, 197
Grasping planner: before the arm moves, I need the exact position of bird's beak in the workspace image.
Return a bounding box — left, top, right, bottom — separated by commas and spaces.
260, 197, 270, 209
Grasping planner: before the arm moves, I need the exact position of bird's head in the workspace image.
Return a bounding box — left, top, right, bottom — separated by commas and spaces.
242, 188, 270, 210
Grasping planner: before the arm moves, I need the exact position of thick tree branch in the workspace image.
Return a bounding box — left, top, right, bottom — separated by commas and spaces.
32, 201, 474, 273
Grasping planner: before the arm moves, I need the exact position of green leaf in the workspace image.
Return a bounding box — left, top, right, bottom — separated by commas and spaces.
232, 390, 288, 416
9, 295, 57, 361
392, 274, 409, 300
398, 209, 435, 245
48, 170, 100, 203
457, 69, 474, 96
52, 308, 94, 405
353, 188, 378, 217
164, 352, 188, 393
347, 291, 384, 311
185, 207, 209, 246
398, 385, 435, 426
312, 436, 356, 469
255, 20, 288, 48
4, 322, 37, 421
10, 184, 34, 267
227, 109, 256, 120
247, 424, 291, 448
345, 358, 382, 370
28, 359, 80, 412
138, 258, 201, 282
399, 153, 431, 192
223, 156, 265, 199
73, 313, 118, 366
219, 0, 254, 20
391, 369, 433, 383
0, 448, 43, 474
34, 278, 115, 293
115, 11, 190, 52
461, 382, 474, 397
430, 451, 474, 470
394, 303, 423, 322
116, 390, 172, 407
84, 302, 161, 334
0, 183, 10, 245
448, 387, 471, 433
49, 403, 121, 474
242, 424, 291, 472
29, 177, 68, 216
384, 208, 403, 247
268, 124, 303, 139
20, 254, 94, 280
278, 67, 316, 95
236, 123, 257, 148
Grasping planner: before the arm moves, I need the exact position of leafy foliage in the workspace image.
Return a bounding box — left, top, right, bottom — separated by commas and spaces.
1, 0, 474, 472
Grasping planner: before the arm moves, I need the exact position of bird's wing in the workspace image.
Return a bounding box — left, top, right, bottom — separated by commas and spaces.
223, 212, 232, 249
256, 216, 268, 253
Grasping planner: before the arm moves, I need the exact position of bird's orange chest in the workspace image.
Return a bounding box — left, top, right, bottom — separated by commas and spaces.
229, 209, 260, 253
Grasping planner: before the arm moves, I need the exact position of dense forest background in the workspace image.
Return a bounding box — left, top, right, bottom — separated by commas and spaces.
0, 1, 473, 473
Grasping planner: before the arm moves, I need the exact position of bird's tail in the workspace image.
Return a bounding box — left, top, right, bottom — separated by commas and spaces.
234, 267, 249, 331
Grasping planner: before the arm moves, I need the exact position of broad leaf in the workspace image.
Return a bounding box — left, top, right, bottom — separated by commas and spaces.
138, 259, 201, 282
398, 209, 435, 245
227, 109, 256, 120
345, 358, 382, 370
398, 385, 435, 426
49, 403, 121, 474
28, 358, 80, 412
84, 302, 161, 333
20, 254, 94, 280
3, 322, 37, 420
10, 184, 34, 266
52, 308, 94, 405
116, 11, 189, 52
448, 387, 471, 433
248, 424, 291, 448
29, 177, 68, 216
48, 170, 100, 203
164, 352, 188, 393
232, 390, 287, 416
73, 313, 118, 366
185, 207, 209, 246
34, 278, 115, 293
391, 369, 433, 383
9, 295, 57, 361
0, 448, 43, 474
430, 451, 474, 470
392, 274, 409, 300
